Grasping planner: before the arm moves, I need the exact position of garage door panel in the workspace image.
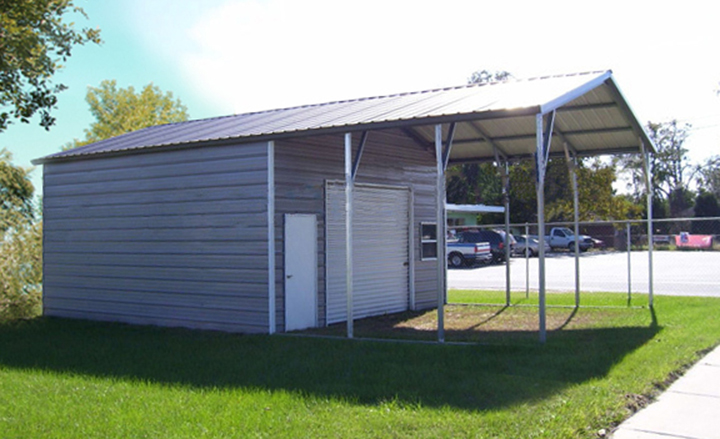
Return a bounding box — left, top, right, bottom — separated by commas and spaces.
326, 182, 410, 324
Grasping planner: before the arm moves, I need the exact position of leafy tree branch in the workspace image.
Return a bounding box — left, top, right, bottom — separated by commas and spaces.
0, 0, 101, 133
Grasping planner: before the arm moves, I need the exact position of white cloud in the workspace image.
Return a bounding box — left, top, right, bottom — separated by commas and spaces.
129, 0, 720, 160
179, 0, 479, 113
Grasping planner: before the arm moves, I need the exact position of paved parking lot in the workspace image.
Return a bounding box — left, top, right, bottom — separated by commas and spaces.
448, 251, 720, 297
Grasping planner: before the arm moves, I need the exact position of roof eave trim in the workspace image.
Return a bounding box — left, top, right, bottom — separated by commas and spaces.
32, 106, 542, 165
539, 70, 613, 115
602, 77, 657, 154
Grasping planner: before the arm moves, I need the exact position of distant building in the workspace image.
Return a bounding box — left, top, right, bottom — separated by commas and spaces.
446, 203, 504, 226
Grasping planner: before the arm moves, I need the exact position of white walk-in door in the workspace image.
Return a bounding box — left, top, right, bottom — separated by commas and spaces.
284, 214, 318, 331
326, 182, 410, 324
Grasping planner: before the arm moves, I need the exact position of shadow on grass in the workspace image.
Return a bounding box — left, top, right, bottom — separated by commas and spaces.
558, 307, 579, 330
0, 313, 659, 412
468, 305, 510, 329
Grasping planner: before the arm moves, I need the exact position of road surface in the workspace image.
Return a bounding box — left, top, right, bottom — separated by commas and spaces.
448, 251, 720, 297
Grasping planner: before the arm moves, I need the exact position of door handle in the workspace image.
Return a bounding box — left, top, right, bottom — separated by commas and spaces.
286, 274, 293, 279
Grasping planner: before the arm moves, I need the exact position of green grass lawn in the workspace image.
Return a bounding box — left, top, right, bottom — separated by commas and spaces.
1, 291, 719, 438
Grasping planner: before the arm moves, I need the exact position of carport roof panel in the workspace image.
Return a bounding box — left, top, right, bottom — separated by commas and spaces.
34, 70, 653, 164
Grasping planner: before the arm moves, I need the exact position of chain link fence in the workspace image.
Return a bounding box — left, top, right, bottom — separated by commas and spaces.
448, 217, 720, 303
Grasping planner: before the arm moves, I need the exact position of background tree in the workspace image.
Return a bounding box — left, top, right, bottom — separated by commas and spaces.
468, 69, 513, 84
696, 155, 720, 200
0, 220, 42, 320
0, 0, 101, 133
545, 158, 642, 222
506, 162, 537, 223
447, 157, 639, 224
0, 151, 41, 320
692, 190, 720, 234
446, 163, 502, 206
617, 120, 694, 217
63, 79, 189, 149
509, 158, 641, 224
0, 149, 35, 233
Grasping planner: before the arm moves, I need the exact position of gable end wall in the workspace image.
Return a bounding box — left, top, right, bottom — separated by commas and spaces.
42, 142, 270, 333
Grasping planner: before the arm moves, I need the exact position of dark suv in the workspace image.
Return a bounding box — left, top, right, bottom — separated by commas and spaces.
456, 230, 513, 263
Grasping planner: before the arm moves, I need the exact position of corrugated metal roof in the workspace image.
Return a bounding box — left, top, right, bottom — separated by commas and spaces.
33, 70, 654, 164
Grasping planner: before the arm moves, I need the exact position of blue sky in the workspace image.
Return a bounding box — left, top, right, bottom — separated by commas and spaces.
3, 0, 720, 197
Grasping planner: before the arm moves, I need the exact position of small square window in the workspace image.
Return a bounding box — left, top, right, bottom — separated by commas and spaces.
420, 223, 438, 261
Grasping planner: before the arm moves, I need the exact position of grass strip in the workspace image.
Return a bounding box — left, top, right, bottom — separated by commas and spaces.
0, 292, 718, 438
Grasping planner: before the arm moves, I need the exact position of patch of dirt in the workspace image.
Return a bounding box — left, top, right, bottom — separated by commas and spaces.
624, 393, 651, 413
305, 304, 631, 343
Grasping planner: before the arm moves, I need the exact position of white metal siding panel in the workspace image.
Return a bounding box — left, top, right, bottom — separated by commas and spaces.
325, 182, 410, 324
42, 142, 270, 333
272, 129, 437, 330
273, 138, 334, 331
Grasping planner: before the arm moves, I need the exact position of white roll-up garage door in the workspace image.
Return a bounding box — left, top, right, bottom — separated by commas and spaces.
326, 182, 410, 325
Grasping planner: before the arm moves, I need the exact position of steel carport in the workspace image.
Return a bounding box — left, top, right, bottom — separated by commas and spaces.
36, 70, 655, 342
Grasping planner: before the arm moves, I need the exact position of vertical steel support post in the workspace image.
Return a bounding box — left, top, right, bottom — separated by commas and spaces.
435, 124, 446, 343
493, 148, 511, 306
525, 223, 530, 299
641, 141, 654, 308
267, 141, 276, 334
564, 143, 581, 307
409, 190, 416, 311
536, 114, 547, 343
535, 111, 554, 343
344, 133, 354, 338
502, 161, 511, 306
572, 157, 580, 307
627, 221, 632, 304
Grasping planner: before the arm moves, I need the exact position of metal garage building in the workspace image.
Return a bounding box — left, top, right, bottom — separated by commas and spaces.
33, 70, 653, 337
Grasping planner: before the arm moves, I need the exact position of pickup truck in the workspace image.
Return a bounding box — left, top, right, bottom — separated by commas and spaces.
545, 227, 594, 252
447, 233, 493, 267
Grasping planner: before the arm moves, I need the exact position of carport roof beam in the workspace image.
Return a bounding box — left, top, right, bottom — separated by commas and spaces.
467, 120, 510, 161
554, 128, 579, 156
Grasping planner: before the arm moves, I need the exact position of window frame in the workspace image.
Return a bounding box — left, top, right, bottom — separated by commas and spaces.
420, 222, 438, 261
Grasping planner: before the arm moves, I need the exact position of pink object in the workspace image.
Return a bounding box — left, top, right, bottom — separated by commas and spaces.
675, 233, 713, 249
